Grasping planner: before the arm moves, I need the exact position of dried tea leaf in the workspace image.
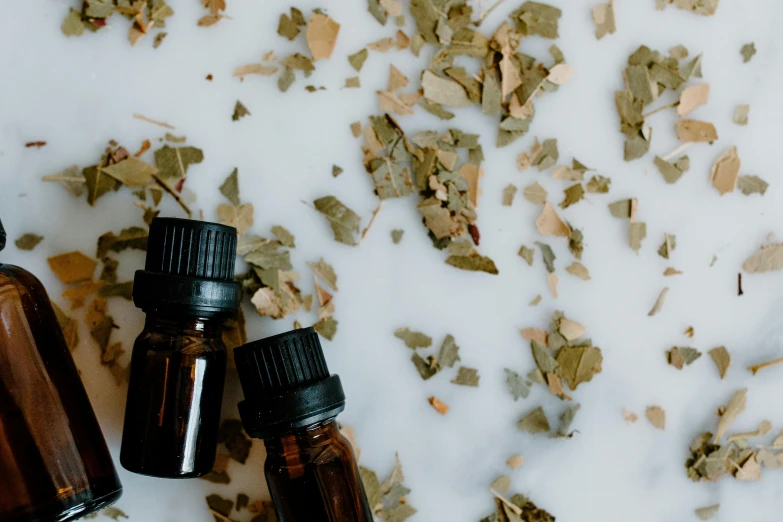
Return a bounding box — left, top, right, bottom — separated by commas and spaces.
217, 203, 254, 236
411, 353, 437, 379
154, 145, 204, 184
100, 282, 134, 300
437, 334, 460, 369
560, 184, 584, 209
62, 9, 86, 37
743, 243, 783, 273
43, 165, 86, 197
518, 245, 534, 266
233, 64, 279, 77
502, 184, 518, 206
535, 242, 556, 273
523, 182, 547, 205
314, 316, 338, 340
421, 71, 471, 108
648, 287, 669, 316
535, 202, 570, 237
556, 345, 603, 390
490, 475, 511, 494
737, 175, 768, 196
367, 0, 388, 25
218, 419, 252, 464
517, 406, 550, 434
428, 396, 449, 415
504, 368, 530, 401
733, 104, 749, 125
557, 319, 586, 341
547, 63, 574, 85
675, 120, 718, 142
307, 259, 337, 291
677, 84, 710, 116
591, 0, 616, 40
306, 14, 340, 61
314, 196, 360, 246
714, 388, 747, 443
554, 403, 580, 438
657, 233, 676, 259
623, 409, 638, 423
232, 101, 250, 121
446, 253, 499, 275
565, 262, 590, 280
394, 328, 432, 349
278, 68, 296, 92
452, 366, 480, 387
667, 347, 702, 369
695, 504, 720, 521
48, 252, 97, 284
100, 157, 158, 188
586, 175, 611, 193
740, 42, 756, 63
332, 165, 344, 177
547, 273, 559, 298
629, 222, 647, 253
100, 507, 128, 520
646, 406, 665, 430
510, 1, 562, 38
532, 139, 559, 171
735, 454, 761, 481
608, 198, 636, 219
710, 147, 740, 195
654, 155, 688, 184
83, 165, 121, 206
391, 229, 404, 244
664, 267, 682, 276
531, 340, 559, 374
15, 234, 43, 251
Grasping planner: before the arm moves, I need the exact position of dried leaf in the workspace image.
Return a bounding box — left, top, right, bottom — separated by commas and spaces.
556, 345, 603, 390
677, 84, 710, 116
506, 455, 525, 470
48, 252, 97, 284
391, 229, 404, 244
502, 184, 518, 206
523, 182, 547, 205
714, 389, 747, 443
42, 165, 86, 197
740, 42, 756, 63
695, 505, 720, 520
306, 14, 340, 61
518, 245, 534, 266
394, 328, 432, 349
608, 198, 636, 219
428, 396, 449, 415
314, 316, 338, 340
234, 64, 279, 77
314, 196, 361, 246
733, 104, 749, 125
15, 234, 43, 251
535, 202, 570, 237
591, 0, 616, 40
629, 222, 647, 253
421, 70, 472, 108
554, 403, 580, 438
536, 242, 556, 273
510, 1, 562, 38
676, 120, 718, 142
504, 368, 530, 401
710, 146, 740, 195
743, 243, 783, 273
437, 334, 461, 369
451, 366, 480, 387
446, 253, 498, 275
232, 101, 250, 121
517, 406, 550, 434
565, 262, 590, 280
667, 347, 702, 369
654, 155, 689, 184
648, 287, 669, 316
623, 409, 638, 423
217, 204, 254, 236
219, 169, 240, 206
560, 184, 584, 209
586, 175, 611, 193
271, 225, 295, 248
100, 157, 158, 188
735, 454, 761, 481
62, 9, 86, 37
154, 145, 204, 184
737, 175, 768, 196
307, 258, 337, 291
657, 233, 676, 259
646, 406, 665, 430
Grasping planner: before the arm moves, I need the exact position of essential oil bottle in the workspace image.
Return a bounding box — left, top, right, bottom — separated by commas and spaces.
120, 217, 241, 478
0, 219, 123, 521
235, 327, 372, 522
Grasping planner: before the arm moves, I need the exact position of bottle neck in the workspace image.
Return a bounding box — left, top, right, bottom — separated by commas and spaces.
142, 312, 224, 339
263, 419, 340, 452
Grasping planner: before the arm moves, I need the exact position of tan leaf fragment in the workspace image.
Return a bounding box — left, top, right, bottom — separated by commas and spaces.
708, 346, 730, 379
234, 64, 279, 77
306, 14, 340, 61
714, 388, 747, 443
623, 409, 638, 423
676, 120, 718, 142
546, 63, 574, 85
48, 252, 97, 284
743, 243, 783, 273
459, 164, 483, 207
523, 182, 548, 204
664, 267, 682, 276
733, 104, 749, 125
558, 319, 586, 341
535, 202, 570, 237
521, 328, 548, 346
695, 505, 720, 521
506, 455, 524, 469
677, 84, 710, 116
421, 70, 472, 107
547, 272, 559, 298
646, 406, 666, 430
591, 0, 616, 40
735, 454, 761, 481
387, 64, 409, 91
648, 287, 669, 316
710, 146, 740, 195
565, 262, 591, 280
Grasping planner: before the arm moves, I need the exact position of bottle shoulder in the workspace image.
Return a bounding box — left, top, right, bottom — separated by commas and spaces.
0, 264, 47, 299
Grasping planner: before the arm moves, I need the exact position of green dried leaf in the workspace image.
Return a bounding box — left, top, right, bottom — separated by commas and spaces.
100, 157, 158, 188
421, 70, 472, 108
278, 11, 301, 40
445, 253, 499, 274
43, 165, 86, 197
517, 406, 550, 433
278, 67, 295, 92
360, 467, 382, 509
99, 282, 133, 300
348, 48, 369, 71
565, 262, 590, 280
523, 182, 548, 204
419, 99, 456, 120
556, 345, 602, 390
232, 100, 250, 121
629, 222, 647, 253
657, 233, 676, 259
62, 9, 86, 37
219, 168, 240, 206
624, 132, 651, 161
554, 403, 580, 438
411, 352, 437, 380
154, 145, 204, 184
608, 198, 635, 219
569, 228, 584, 260
218, 419, 252, 464
436, 334, 460, 369
451, 366, 480, 387
654, 155, 689, 184
740, 42, 756, 63
15, 234, 43, 251
560, 183, 584, 209
368, 0, 388, 25
482, 68, 501, 116
308, 258, 337, 291
394, 327, 432, 349
737, 175, 768, 196
532, 139, 558, 171
502, 184, 517, 206
695, 504, 720, 521
585, 175, 611, 193
206, 495, 233, 519
504, 368, 530, 401
510, 1, 562, 39
97, 227, 149, 258
531, 341, 559, 374
535, 242, 556, 273
83, 165, 121, 206
314, 196, 361, 246
271, 225, 295, 248
314, 316, 338, 340
667, 346, 702, 369
391, 229, 404, 244
370, 161, 414, 199
518, 245, 534, 266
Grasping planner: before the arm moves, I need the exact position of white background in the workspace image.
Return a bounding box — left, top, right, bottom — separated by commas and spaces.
3, 0, 783, 520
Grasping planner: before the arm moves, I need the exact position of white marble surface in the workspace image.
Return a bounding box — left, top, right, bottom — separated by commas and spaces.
3, 0, 783, 520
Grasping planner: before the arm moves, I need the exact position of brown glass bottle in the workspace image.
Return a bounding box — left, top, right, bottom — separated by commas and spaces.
119, 218, 240, 478
235, 328, 372, 522
0, 222, 122, 522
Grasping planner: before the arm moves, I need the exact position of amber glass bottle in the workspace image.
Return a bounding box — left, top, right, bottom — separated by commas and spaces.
0, 220, 122, 522
235, 327, 372, 522
120, 218, 240, 478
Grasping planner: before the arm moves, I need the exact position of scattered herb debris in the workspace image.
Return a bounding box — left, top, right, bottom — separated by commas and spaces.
232, 101, 250, 121
507, 455, 525, 469
314, 196, 361, 246
646, 406, 666, 430
518, 406, 550, 434
15, 234, 44, 251
361, 455, 416, 521
394, 328, 432, 349
742, 241, 783, 273
695, 505, 720, 521
733, 104, 749, 125
747, 356, 783, 375
591, 0, 616, 40
391, 229, 404, 244
648, 287, 669, 316
740, 42, 756, 63
708, 346, 730, 378
452, 366, 480, 387
737, 175, 768, 196
667, 346, 702, 369
502, 184, 518, 206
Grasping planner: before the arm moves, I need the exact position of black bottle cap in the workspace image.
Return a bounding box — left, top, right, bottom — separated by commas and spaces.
0, 219, 5, 252
133, 217, 241, 316
235, 327, 346, 439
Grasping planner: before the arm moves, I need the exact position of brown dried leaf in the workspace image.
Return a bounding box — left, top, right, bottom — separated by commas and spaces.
306, 14, 340, 61
48, 252, 97, 284
676, 120, 718, 142
710, 146, 740, 195
646, 406, 665, 430
535, 202, 570, 237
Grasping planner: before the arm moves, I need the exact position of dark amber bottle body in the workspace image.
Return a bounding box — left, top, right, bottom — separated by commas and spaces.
263, 420, 372, 522
0, 264, 122, 522
120, 314, 226, 478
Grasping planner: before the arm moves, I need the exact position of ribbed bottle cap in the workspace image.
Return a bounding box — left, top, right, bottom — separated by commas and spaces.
133, 217, 241, 316
235, 327, 345, 439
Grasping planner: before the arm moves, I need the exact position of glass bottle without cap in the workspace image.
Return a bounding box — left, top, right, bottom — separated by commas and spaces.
0, 219, 123, 521
235, 327, 372, 522
120, 217, 241, 478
